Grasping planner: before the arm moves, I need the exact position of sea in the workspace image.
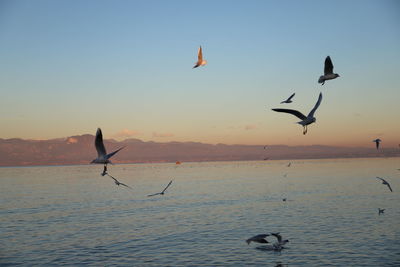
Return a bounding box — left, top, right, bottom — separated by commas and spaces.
1, 158, 399, 266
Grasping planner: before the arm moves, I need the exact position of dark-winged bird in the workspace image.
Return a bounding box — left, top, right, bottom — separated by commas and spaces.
280, 93, 295, 104
372, 139, 381, 149
318, 56, 340, 85
106, 173, 132, 189
91, 128, 124, 167
272, 92, 322, 135
376, 177, 393, 192
147, 180, 173, 197
246, 234, 270, 245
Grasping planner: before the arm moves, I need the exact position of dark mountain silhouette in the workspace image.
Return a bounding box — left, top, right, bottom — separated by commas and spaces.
0, 134, 398, 166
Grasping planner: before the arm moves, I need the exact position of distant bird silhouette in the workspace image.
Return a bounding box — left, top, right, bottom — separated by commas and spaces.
272, 92, 322, 135
264, 145, 268, 149
282, 198, 287, 202
280, 93, 295, 104
106, 173, 132, 189
287, 162, 291, 167
193, 46, 207, 68
246, 234, 270, 245
378, 208, 385, 215
372, 139, 381, 149
376, 177, 393, 192
147, 180, 173, 197
91, 128, 124, 168
318, 56, 340, 85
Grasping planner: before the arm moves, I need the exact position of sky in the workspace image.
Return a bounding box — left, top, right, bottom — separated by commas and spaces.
0, 0, 399, 147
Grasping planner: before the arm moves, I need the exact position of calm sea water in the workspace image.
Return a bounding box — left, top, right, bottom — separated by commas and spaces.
1, 158, 399, 266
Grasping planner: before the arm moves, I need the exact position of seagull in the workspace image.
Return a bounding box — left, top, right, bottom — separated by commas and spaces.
372, 139, 381, 149
376, 177, 393, 192
280, 93, 295, 104
106, 173, 132, 189
318, 56, 340, 85
270, 233, 289, 247
282, 198, 287, 202
272, 92, 322, 135
91, 128, 125, 168
246, 234, 270, 245
378, 208, 385, 215
193, 46, 207, 68
287, 162, 291, 167
147, 180, 173, 197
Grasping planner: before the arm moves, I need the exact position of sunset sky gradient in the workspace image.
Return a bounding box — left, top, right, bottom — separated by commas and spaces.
1, 0, 399, 147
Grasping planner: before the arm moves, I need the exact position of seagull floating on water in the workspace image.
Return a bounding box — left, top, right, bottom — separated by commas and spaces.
246, 234, 270, 245
91, 128, 125, 169
378, 208, 385, 215
272, 92, 322, 135
106, 173, 133, 189
318, 56, 340, 85
280, 93, 295, 104
147, 180, 173, 197
372, 139, 381, 150
193, 46, 207, 68
376, 177, 393, 192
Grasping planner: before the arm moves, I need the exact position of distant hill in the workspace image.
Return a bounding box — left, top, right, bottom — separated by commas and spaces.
0, 135, 398, 166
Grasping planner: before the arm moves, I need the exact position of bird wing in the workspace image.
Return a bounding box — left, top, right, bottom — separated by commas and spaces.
95, 128, 107, 157
287, 93, 295, 101
198, 46, 203, 61
324, 56, 334, 75
272, 108, 307, 120
376, 177, 385, 182
147, 192, 161, 197
386, 183, 393, 192
162, 180, 173, 193
119, 182, 133, 190
105, 146, 125, 160
254, 234, 269, 239
106, 173, 118, 183
307, 92, 323, 118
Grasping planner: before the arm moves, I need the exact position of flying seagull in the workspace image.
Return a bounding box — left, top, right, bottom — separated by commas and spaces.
272, 92, 323, 135
193, 46, 207, 68
378, 208, 385, 215
246, 234, 270, 245
280, 93, 295, 104
372, 139, 381, 149
147, 180, 173, 197
106, 173, 132, 189
91, 128, 125, 168
376, 177, 393, 192
318, 56, 340, 85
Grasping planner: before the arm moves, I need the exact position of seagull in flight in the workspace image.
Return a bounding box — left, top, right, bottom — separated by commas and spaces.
378, 208, 385, 215
280, 93, 295, 104
246, 234, 270, 245
272, 92, 323, 135
147, 180, 173, 197
91, 128, 125, 168
106, 173, 132, 189
376, 177, 393, 192
372, 139, 381, 149
318, 56, 340, 85
193, 46, 207, 68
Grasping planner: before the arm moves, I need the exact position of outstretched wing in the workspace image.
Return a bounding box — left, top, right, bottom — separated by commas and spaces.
95, 128, 107, 157
162, 180, 173, 193
271, 233, 282, 242
386, 183, 393, 192
287, 93, 295, 101
376, 177, 385, 182
307, 92, 323, 118
105, 146, 125, 160
272, 108, 307, 120
119, 182, 133, 190
324, 56, 334, 75
147, 192, 161, 197
198, 46, 203, 61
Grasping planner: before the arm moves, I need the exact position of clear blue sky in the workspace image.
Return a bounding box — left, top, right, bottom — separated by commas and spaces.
1, 0, 399, 147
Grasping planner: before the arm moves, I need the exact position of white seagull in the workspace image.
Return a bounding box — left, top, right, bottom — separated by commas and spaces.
91, 128, 125, 167
193, 46, 207, 68
318, 56, 340, 85
376, 177, 393, 192
280, 93, 295, 104
246, 234, 270, 245
147, 180, 173, 197
372, 139, 381, 150
272, 92, 323, 135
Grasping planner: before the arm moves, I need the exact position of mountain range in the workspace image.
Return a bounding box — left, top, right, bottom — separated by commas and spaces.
0, 134, 398, 167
